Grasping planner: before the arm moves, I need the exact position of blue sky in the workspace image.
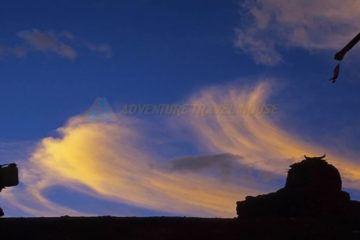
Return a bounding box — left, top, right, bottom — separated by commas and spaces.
1, 0, 360, 217
0, 0, 239, 138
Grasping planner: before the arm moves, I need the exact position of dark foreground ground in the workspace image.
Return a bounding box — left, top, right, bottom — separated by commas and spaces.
1, 216, 360, 240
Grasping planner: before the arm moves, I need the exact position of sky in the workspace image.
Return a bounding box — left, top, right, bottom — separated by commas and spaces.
0, 0, 360, 217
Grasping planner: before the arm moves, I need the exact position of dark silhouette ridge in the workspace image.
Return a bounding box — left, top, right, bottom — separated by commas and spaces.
1, 216, 360, 240
0, 157, 360, 239
237, 155, 360, 218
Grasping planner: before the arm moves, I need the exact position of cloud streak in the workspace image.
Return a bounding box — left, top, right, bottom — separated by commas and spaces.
185, 81, 360, 189
0, 29, 112, 60
17, 29, 77, 59
2, 80, 360, 217
2, 115, 257, 217
236, 0, 360, 65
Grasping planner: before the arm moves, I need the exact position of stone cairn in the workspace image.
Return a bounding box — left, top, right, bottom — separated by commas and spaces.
236, 155, 360, 217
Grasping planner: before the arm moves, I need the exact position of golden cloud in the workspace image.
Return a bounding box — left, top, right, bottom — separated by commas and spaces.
4, 114, 257, 217
186, 81, 360, 188
3, 80, 360, 217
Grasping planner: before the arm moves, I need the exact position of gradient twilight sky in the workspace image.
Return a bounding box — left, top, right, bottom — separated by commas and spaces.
1, 0, 360, 217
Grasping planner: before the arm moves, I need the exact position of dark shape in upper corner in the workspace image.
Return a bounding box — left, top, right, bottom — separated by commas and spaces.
236, 155, 360, 218
330, 32, 360, 83
334, 32, 360, 61
329, 64, 340, 83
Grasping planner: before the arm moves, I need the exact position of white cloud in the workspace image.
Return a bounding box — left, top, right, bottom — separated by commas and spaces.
236, 0, 360, 65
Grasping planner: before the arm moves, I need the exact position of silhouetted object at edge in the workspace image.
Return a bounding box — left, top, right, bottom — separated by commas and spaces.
237, 155, 360, 218
330, 32, 360, 83
0, 163, 19, 216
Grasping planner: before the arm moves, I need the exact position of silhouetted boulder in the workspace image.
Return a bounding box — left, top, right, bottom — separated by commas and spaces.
236, 155, 360, 218
285, 155, 342, 192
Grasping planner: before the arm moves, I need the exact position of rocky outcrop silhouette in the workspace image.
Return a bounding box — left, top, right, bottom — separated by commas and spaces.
237, 155, 360, 218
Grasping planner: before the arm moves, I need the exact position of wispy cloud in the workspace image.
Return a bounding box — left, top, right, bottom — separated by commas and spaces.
2, 80, 360, 217
2, 115, 257, 217
17, 29, 77, 59
0, 29, 112, 60
169, 153, 241, 176
236, 0, 360, 65
87, 43, 113, 58
185, 81, 360, 189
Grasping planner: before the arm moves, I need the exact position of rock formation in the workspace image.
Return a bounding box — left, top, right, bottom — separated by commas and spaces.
236, 155, 360, 218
